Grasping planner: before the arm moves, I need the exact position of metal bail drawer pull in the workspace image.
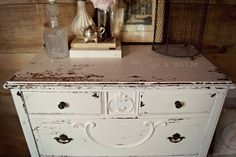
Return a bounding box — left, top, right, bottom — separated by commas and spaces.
168, 133, 185, 143
54, 134, 73, 144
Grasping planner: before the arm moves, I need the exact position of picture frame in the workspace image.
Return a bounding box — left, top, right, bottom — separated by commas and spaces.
116, 0, 158, 43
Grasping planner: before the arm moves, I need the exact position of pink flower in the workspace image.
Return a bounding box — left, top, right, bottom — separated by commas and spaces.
91, 0, 114, 11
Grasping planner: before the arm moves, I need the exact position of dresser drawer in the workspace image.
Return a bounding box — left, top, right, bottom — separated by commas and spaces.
23, 91, 102, 114
31, 117, 208, 156
139, 90, 217, 114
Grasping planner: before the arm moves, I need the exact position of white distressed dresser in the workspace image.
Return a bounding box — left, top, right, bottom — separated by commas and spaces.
4, 45, 234, 157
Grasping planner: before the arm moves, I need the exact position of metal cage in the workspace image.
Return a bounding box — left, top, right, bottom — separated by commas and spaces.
152, 0, 209, 57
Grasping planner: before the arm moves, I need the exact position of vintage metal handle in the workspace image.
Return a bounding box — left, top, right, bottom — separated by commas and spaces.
175, 101, 183, 109
58, 102, 67, 109
54, 134, 73, 144
168, 133, 185, 143
100, 27, 105, 36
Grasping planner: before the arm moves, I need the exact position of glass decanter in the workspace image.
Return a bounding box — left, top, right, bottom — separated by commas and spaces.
44, 0, 69, 59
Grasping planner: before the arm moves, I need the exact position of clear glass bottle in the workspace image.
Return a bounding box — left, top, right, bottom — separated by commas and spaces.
44, 0, 69, 59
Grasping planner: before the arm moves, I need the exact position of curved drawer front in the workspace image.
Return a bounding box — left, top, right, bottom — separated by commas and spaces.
23, 91, 102, 114
31, 117, 208, 156
139, 90, 217, 114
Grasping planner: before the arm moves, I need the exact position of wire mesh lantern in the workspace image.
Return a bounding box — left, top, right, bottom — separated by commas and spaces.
152, 0, 209, 57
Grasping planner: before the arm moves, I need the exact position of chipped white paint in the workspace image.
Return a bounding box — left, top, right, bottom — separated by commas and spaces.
139, 89, 217, 114
4, 45, 235, 157
4, 45, 233, 88
30, 117, 208, 156
23, 91, 103, 114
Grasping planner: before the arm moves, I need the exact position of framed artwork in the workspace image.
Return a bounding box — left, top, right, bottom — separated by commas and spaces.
118, 0, 158, 43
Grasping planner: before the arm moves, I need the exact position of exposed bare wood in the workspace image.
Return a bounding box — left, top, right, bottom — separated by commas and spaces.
5, 45, 232, 85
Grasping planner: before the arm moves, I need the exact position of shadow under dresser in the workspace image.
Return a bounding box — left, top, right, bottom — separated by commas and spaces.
4, 45, 235, 157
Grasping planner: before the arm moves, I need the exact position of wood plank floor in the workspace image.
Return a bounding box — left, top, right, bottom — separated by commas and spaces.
0, 94, 30, 157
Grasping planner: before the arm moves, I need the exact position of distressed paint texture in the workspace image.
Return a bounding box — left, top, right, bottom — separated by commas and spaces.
5, 46, 232, 89
4, 45, 234, 157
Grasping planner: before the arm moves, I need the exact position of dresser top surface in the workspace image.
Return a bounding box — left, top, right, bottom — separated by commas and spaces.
5, 45, 233, 88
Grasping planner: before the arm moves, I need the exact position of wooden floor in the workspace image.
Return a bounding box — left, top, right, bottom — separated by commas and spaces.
0, 94, 30, 157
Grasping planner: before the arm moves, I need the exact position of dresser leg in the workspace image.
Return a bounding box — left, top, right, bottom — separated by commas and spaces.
11, 89, 40, 157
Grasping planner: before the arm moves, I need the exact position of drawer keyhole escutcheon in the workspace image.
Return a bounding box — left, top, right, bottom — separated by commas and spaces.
58, 102, 67, 109
175, 101, 183, 109
54, 134, 73, 144
168, 133, 185, 143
